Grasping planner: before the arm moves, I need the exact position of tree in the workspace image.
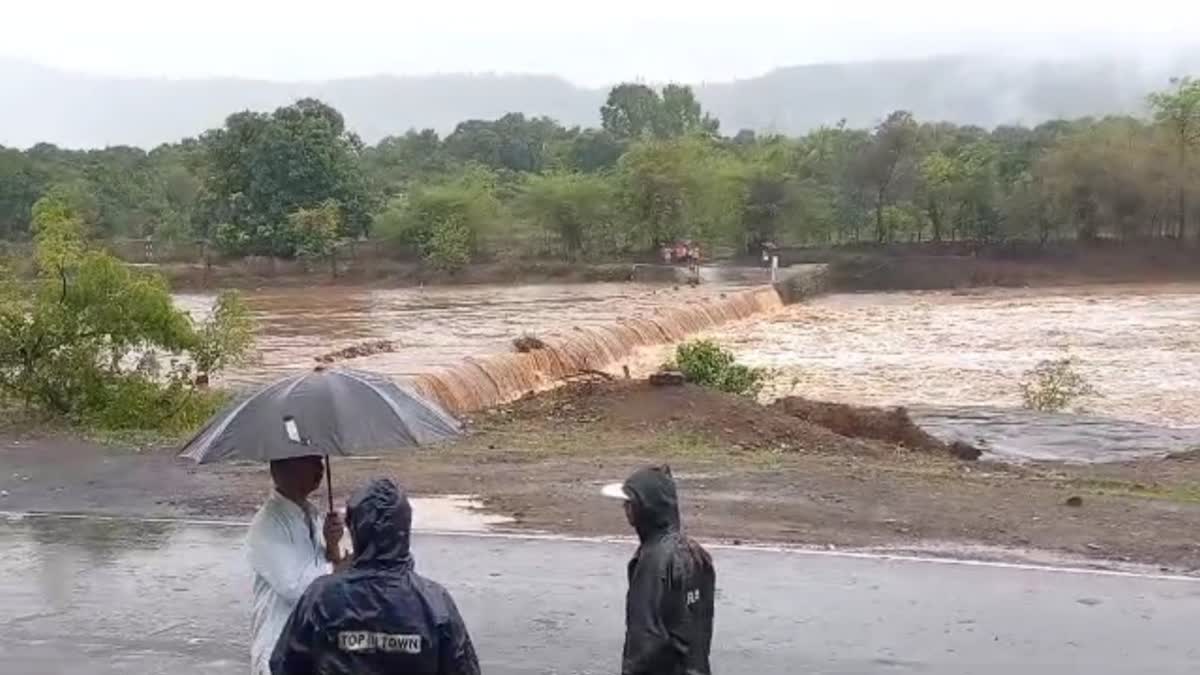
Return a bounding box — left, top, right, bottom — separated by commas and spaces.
201, 98, 374, 254
0, 149, 49, 240
853, 111, 919, 243
1148, 77, 1200, 238
365, 129, 454, 193
1037, 117, 1168, 241
735, 139, 800, 252
0, 195, 251, 429
190, 291, 254, 386
560, 129, 624, 173
288, 200, 343, 275
601, 84, 719, 141
741, 168, 789, 252
601, 84, 663, 140
732, 129, 758, 146
444, 114, 569, 173
618, 137, 743, 250
1001, 172, 1057, 245
659, 84, 720, 138
917, 141, 1002, 242
916, 151, 960, 241
518, 172, 617, 259
618, 139, 690, 247
374, 170, 498, 272
793, 124, 870, 242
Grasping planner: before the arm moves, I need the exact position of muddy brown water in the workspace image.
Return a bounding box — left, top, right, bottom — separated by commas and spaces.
696, 283, 1200, 462
179, 281, 1200, 463
176, 281, 756, 388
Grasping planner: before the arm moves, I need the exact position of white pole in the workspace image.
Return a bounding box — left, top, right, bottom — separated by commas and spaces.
770, 255, 779, 283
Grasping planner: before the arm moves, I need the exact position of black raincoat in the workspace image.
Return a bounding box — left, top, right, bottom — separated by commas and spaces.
270, 479, 479, 675
621, 466, 715, 675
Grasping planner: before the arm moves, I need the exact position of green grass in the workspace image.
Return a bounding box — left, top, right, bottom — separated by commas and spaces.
1068, 477, 1200, 504
459, 420, 740, 462
0, 388, 228, 451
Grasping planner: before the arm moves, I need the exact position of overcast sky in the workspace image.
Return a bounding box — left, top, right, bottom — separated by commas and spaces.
4, 0, 1198, 85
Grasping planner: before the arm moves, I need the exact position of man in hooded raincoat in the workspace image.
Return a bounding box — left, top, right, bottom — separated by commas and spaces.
270, 478, 479, 675
603, 465, 716, 675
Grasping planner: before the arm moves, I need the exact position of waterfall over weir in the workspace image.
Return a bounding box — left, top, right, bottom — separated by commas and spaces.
411, 285, 786, 414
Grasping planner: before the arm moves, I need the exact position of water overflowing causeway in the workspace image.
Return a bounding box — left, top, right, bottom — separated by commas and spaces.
178, 279, 1200, 463
178, 279, 783, 412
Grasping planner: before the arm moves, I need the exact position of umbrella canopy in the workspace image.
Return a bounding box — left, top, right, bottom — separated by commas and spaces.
180, 367, 461, 464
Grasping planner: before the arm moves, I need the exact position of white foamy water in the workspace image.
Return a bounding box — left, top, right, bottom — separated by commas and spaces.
665, 283, 1200, 462
703, 284, 1200, 428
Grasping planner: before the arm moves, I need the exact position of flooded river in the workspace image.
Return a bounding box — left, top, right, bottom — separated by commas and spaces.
180, 280, 1200, 463
177, 281, 750, 388
702, 283, 1200, 461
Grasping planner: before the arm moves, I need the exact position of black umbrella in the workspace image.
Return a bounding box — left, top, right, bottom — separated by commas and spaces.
180, 366, 462, 511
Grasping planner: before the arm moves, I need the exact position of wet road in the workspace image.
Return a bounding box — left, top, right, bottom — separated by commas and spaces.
3, 515, 1199, 674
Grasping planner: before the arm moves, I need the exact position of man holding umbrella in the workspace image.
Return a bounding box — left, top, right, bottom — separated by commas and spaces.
247, 456, 346, 675
179, 366, 463, 675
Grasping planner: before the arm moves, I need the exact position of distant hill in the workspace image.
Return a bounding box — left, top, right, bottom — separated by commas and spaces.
4, 50, 1200, 149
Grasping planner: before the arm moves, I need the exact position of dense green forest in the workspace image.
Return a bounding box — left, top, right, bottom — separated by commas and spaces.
1, 77, 1198, 271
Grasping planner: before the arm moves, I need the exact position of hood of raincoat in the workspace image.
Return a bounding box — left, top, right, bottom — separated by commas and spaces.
622, 465, 681, 542
347, 478, 412, 568
270, 476, 481, 675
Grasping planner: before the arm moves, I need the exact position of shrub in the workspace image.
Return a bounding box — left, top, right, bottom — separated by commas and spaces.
0, 194, 253, 431
517, 171, 617, 259
289, 200, 342, 261
1019, 357, 1097, 412
78, 372, 230, 433
672, 339, 765, 397
424, 217, 473, 272
374, 171, 498, 271
191, 291, 255, 382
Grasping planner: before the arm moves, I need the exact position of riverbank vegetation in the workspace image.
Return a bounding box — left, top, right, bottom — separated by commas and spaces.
671, 340, 766, 397
1, 78, 1198, 275
0, 195, 252, 431
1020, 358, 1099, 413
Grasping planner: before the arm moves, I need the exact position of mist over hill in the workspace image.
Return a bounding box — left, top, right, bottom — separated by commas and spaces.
3, 49, 1200, 148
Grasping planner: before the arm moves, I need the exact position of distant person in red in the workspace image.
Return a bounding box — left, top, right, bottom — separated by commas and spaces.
673, 242, 690, 263
603, 466, 715, 675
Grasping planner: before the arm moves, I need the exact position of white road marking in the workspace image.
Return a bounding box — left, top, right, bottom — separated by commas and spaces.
2, 509, 1197, 583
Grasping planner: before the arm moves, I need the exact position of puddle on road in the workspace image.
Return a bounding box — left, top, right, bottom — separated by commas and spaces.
0, 493, 513, 541
408, 495, 513, 532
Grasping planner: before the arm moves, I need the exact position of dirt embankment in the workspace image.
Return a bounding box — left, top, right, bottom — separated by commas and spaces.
504, 381, 978, 459
499, 380, 885, 455
474, 381, 1200, 569
5, 380, 1200, 569
770, 397, 982, 460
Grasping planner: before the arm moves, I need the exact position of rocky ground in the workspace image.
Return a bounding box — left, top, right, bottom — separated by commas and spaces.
3, 380, 1200, 571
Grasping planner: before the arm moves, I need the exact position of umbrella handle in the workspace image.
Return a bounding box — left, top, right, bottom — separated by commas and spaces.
325, 455, 334, 514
